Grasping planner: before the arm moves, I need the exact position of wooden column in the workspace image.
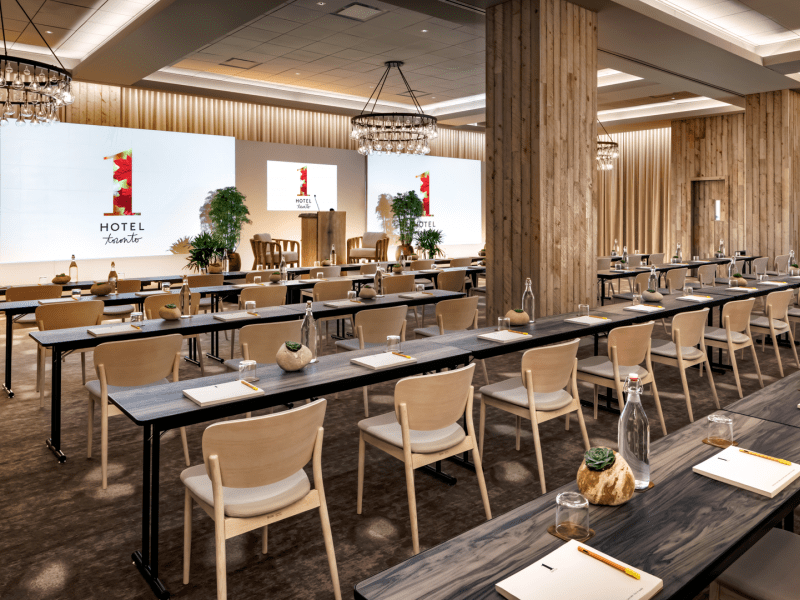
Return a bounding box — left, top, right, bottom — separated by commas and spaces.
485, 0, 598, 322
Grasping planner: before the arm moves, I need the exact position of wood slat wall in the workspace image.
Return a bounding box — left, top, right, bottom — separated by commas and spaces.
486, 0, 597, 322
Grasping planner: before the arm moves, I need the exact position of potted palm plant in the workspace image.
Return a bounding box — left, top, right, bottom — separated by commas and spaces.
390, 190, 425, 259
208, 186, 252, 272
185, 231, 225, 273
415, 228, 445, 259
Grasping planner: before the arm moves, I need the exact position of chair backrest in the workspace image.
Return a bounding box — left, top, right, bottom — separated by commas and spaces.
362, 232, 386, 248
188, 274, 224, 288
240, 321, 302, 363
240, 285, 287, 307
312, 280, 351, 301
94, 334, 183, 387
355, 305, 408, 344
203, 399, 327, 488
628, 254, 643, 268
649, 253, 665, 266
449, 257, 472, 268
117, 279, 142, 294
144, 292, 200, 318
734, 260, 744, 274
765, 289, 793, 320
253, 233, 273, 242
697, 264, 716, 286
246, 271, 277, 283
721, 298, 755, 333
359, 263, 378, 275
35, 300, 105, 331
394, 364, 475, 431
607, 321, 654, 366
383, 274, 415, 294
437, 270, 466, 293
520, 339, 579, 394
7, 284, 63, 301
774, 254, 790, 274
435, 296, 479, 332
633, 272, 649, 294
753, 257, 768, 274
666, 268, 688, 292
310, 266, 342, 278
597, 257, 611, 271
411, 259, 434, 270
671, 308, 708, 347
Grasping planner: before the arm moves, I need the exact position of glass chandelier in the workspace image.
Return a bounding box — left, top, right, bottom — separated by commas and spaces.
596, 118, 618, 171
351, 61, 437, 156
0, 0, 75, 127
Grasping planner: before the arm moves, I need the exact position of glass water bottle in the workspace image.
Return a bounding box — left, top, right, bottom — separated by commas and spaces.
279, 256, 287, 281
718, 239, 725, 257
618, 374, 650, 490
621, 245, 628, 266
179, 276, 192, 317
612, 239, 619, 256
374, 268, 383, 295
330, 244, 336, 265
676, 242, 682, 262
647, 267, 658, 293
108, 261, 118, 293
727, 257, 736, 279
69, 255, 78, 283
300, 300, 317, 363
522, 277, 535, 323
222, 249, 230, 273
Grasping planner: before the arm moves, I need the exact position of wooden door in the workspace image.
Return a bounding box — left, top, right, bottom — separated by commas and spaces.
691, 179, 728, 259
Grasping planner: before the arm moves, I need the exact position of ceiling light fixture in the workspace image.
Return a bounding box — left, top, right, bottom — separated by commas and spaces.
596, 118, 618, 171
0, 1, 73, 127
351, 61, 437, 156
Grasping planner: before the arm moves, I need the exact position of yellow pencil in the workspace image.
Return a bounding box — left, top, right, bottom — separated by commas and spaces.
577, 547, 640, 580
739, 448, 791, 466
507, 330, 530, 335
247, 311, 260, 316
131, 324, 142, 330
392, 351, 412, 359
240, 380, 259, 391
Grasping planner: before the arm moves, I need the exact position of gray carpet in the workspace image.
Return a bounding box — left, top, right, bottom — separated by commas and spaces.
0, 296, 796, 599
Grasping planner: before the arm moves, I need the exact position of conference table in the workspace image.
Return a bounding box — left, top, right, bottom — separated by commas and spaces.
725, 369, 800, 429
27, 289, 464, 463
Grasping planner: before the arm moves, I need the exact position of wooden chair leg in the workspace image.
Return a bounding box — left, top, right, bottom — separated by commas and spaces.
515, 416, 521, 451
35, 345, 40, 393
771, 331, 784, 377
565, 413, 570, 431
230, 330, 236, 360
478, 401, 486, 458
530, 418, 546, 494
362, 386, 369, 417
262, 525, 268, 555
101, 400, 109, 490
357, 433, 366, 514
709, 581, 720, 600
183, 490, 192, 584
729, 342, 743, 398
750, 343, 765, 388
471, 442, 492, 520
576, 408, 591, 450
788, 327, 800, 369
650, 378, 667, 435
318, 495, 343, 600
704, 358, 720, 409
81, 352, 86, 385
480, 359, 489, 385
87, 397, 94, 458
180, 427, 190, 466
196, 337, 206, 377
403, 460, 420, 555
677, 361, 694, 422
214, 517, 227, 600
593, 385, 598, 420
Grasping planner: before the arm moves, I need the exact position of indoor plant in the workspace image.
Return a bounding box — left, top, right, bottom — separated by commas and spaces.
576, 447, 635, 506
185, 231, 225, 273
415, 227, 445, 259
390, 190, 425, 259
207, 186, 252, 272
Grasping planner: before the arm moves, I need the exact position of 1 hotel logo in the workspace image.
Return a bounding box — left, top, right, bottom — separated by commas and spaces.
101, 149, 144, 245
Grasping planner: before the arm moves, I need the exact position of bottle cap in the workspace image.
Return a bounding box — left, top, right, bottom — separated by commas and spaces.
628, 373, 639, 381
306, 300, 312, 307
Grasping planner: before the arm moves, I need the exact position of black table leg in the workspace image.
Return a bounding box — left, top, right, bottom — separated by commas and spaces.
420, 461, 457, 485
4, 313, 13, 397
45, 347, 66, 462
206, 293, 224, 363
784, 511, 794, 532
600, 280, 606, 306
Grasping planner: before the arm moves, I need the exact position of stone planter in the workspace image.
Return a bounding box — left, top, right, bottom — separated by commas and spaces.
159, 306, 182, 321
642, 291, 663, 302
392, 266, 404, 275
90, 282, 113, 296
322, 260, 332, 266
732, 276, 745, 287
228, 252, 242, 272
505, 309, 529, 326
395, 244, 414, 260
359, 286, 377, 299
207, 264, 223, 274
276, 342, 313, 371
576, 449, 635, 506
269, 272, 281, 283
52, 275, 71, 285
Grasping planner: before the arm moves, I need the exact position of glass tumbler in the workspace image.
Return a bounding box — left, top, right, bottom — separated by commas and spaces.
253, 276, 261, 284
632, 294, 643, 306
683, 285, 693, 297
578, 304, 590, 317
497, 317, 510, 331
162, 282, 171, 293
39, 276, 47, 285
244, 301, 256, 313
256, 264, 264, 271
555, 492, 590, 540
707, 414, 734, 448
71, 289, 81, 301
130, 312, 144, 324
416, 284, 425, 293
239, 359, 258, 383
347, 290, 357, 301
386, 335, 401, 353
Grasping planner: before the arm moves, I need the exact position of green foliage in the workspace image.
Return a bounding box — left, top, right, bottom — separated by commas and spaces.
646, 288, 656, 293
513, 309, 524, 313
185, 231, 225, 272
165, 304, 176, 309
734, 273, 742, 278
207, 187, 252, 252
792, 263, 799, 268
285, 341, 302, 352
415, 227, 445, 259
56, 273, 66, 277
390, 190, 425, 246
584, 447, 616, 471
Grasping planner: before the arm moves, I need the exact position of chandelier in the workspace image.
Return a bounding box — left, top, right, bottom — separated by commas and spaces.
351, 61, 437, 156
0, 0, 75, 127
596, 118, 618, 171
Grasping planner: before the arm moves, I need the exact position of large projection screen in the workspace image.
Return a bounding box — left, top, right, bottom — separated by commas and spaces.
267, 160, 337, 211
366, 154, 481, 249
0, 124, 235, 264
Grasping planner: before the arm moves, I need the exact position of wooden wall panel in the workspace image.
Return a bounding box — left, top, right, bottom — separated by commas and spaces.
486, 0, 597, 321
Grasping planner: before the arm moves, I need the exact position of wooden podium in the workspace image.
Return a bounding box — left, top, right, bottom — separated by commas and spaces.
299, 211, 346, 266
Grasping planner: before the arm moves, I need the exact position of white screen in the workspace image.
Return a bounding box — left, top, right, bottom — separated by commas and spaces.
0, 123, 235, 264
267, 160, 337, 210
366, 154, 481, 247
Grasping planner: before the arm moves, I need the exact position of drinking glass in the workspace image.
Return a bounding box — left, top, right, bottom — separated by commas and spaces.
253, 276, 261, 284
347, 290, 357, 301
118, 272, 125, 280
792, 268, 798, 277
256, 264, 264, 271
71, 289, 81, 301
416, 284, 425, 293
497, 317, 510, 331
314, 261, 321, 267
578, 304, 590, 317
162, 282, 171, 293
707, 414, 734, 448
109, 277, 117, 294
239, 359, 258, 383
316, 271, 324, 279
39, 276, 47, 285
632, 294, 643, 306
729, 278, 737, 288
386, 335, 401, 353
634, 249, 639, 255
130, 312, 144, 324
683, 285, 693, 297
555, 492, 590, 540
734, 251, 740, 257
692, 256, 699, 262
244, 300, 256, 313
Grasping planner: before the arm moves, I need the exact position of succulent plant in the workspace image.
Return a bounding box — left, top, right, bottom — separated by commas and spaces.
285, 341, 301, 352
646, 288, 656, 293
56, 273, 66, 277
165, 303, 176, 309
584, 447, 616, 471
272, 271, 280, 275
734, 273, 742, 278
792, 263, 799, 268
513, 309, 524, 313
364, 284, 373, 289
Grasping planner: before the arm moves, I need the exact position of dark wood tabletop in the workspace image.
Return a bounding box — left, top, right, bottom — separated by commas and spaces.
354, 412, 800, 600
597, 258, 731, 281
725, 370, 800, 429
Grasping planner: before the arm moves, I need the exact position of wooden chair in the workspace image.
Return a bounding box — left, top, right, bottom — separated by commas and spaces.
335, 305, 407, 416
144, 293, 206, 376
35, 300, 104, 407
576, 321, 667, 434
359, 263, 378, 275
752, 257, 768, 276
649, 253, 665, 266
768, 254, 790, 276
596, 257, 615, 300
228, 286, 288, 358
225, 321, 302, 372
347, 232, 389, 263
382, 274, 420, 325
478, 339, 590, 493
690, 264, 717, 287
410, 259, 434, 270
100, 278, 141, 322
188, 274, 224, 314
6, 284, 63, 330
649, 308, 719, 422
356, 364, 490, 555
250, 233, 299, 269
182, 399, 341, 600
245, 271, 278, 283
309, 280, 353, 348
703, 298, 763, 398
87, 334, 189, 489
448, 258, 472, 268
665, 268, 688, 294
709, 528, 800, 600
436, 270, 466, 293
301, 267, 343, 301
413, 296, 489, 384
749, 289, 800, 377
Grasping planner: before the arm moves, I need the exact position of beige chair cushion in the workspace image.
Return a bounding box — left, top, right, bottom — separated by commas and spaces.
649, 339, 705, 360
253, 233, 272, 242
199, 297, 213, 307
85, 378, 169, 400
750, 316, 789, 331
350, 247, 377, 259
704, 327, 749, 345
413, 326, 460, 337
103, 304, 134, 315
789, 307, 800, 318
14, 313, 37, 325
362, 232, 386, 248
223, 358, 242, 371
334, 339, 384, 351
577, 355, 648, 380
717, 528, 800, 600
181, 464, 310, 518
358, 412, 465, 454
275, 251, 298, 263
479, 377, 574, 411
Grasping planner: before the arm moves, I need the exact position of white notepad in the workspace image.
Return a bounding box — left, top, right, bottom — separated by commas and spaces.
623, 305, 664, 313
421, 269, 442, 273
399, 292, 435, 299
758, 281, 788, 286
350, 352, 417, 370
693, 445, 800, 498
324, 299, 363, 307
668, 263, 690, 267
38, 297, 79, 304
676, 295, 713, 302
232, 283, 263, 288
213, 311, 257, 321
477, 330, 531, 343
496, 539, 662, 600
183, 380, 263, 407
87, 323, 145, 337
135, 290, 166, 296
728, 287, 758, 292
564, 315, 612, 326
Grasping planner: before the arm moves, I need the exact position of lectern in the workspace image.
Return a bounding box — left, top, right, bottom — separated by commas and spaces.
299, 211, 346, 266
